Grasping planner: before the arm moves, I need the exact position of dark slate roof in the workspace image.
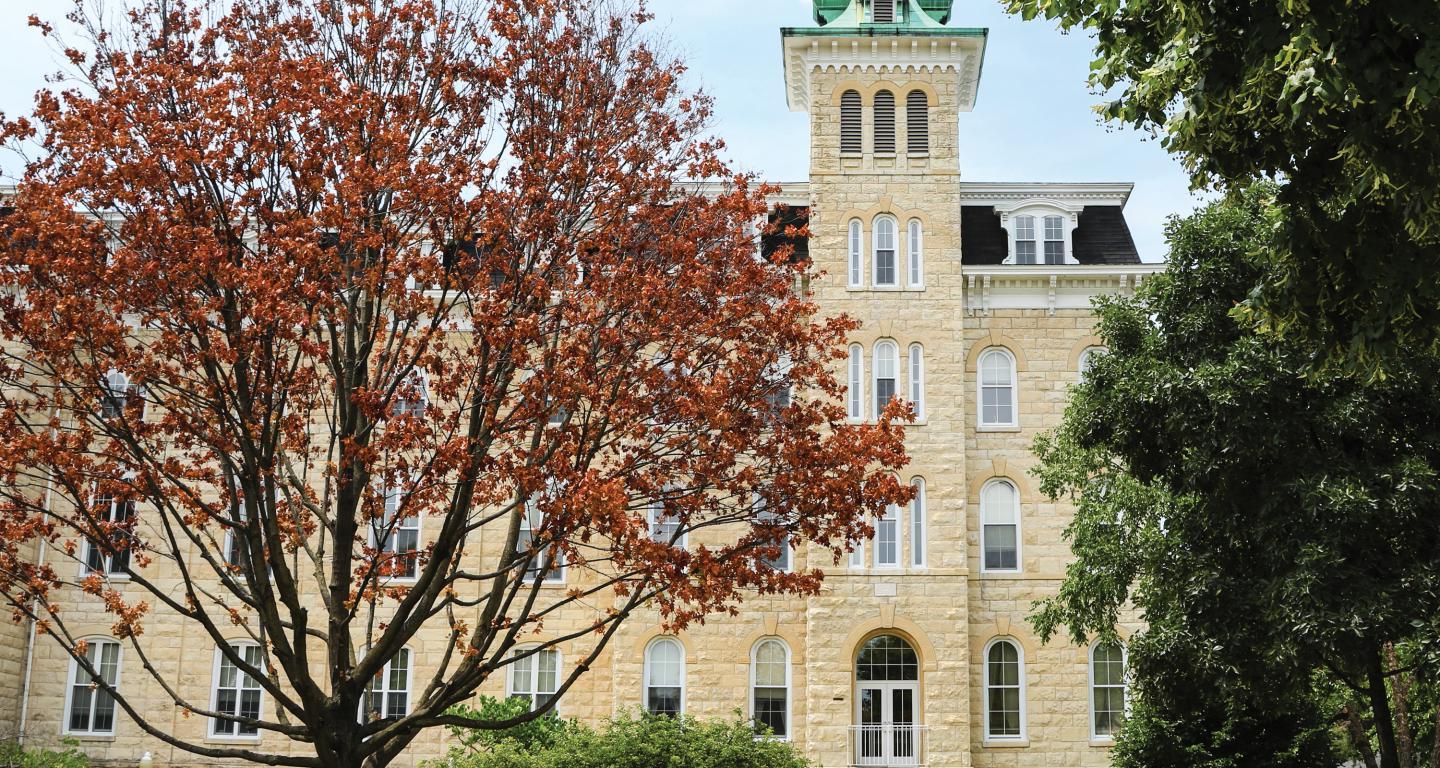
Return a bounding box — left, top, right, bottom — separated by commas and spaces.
960, 206, 1008, 265
763, 205, 810, 264
1072, 206, 1141, 264
961, 204, 1141, 265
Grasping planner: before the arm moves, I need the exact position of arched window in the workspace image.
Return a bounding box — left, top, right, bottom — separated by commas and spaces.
978, 348, 1017, 428
847, 344, 864, 421
906, 91, 929, 155
648, 498, 685, 549
65, 638, 121, 735
100, 369, 142, 421
984, 639, 1025, 741
981, 479, 1020, 572
840, 90, 862, 154
1044, 215, 1066, 264
211, 643, 263, 738
848, 219, 863, 288
854, 635, 920, 764
391, 371, 428, 419
1079, 346, 1108, 383
872, 216, 898, 286
873, 340, 899, 415
750, 639, 790, 739
644, 638, 685, 717
876, 501, 900, 568
1091, 641, 1127, 739
84, 488, 135, 576
874, 91, 896, 154
910, 478, 926, 568
364, 648, 411, 723
907, 343, 924, 420
856, 634, 918, 681
508, 646, 561, 713
906, 219, 923, 288
1014, 215, 1037, 265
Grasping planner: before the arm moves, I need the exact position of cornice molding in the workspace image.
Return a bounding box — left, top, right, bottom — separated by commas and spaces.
781, 33, 986, 113
962, 264, 1165, 316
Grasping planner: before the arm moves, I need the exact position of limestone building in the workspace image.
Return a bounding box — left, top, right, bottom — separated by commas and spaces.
0, 0, 1160, 766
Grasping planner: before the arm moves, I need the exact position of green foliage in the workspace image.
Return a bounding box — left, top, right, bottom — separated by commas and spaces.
1031, 187, 1440, 767
1005, 0, 1440, 370
434, 709, 808, 768
443, 697, 571, 754
0, 740, 92, 768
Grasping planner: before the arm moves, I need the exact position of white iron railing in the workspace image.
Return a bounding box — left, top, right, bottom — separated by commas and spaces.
849, 724, 929, 767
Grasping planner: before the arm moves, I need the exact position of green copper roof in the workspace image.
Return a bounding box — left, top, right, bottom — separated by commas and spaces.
814, 0, 953, 26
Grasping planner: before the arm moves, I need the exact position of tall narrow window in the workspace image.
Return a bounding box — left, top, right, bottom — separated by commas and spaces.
100, 369, 141, 421
984, 640, 1025, 740
1044, 215, 1066, 264
873, 216, 897, 286
981, 480, 1020, 572
840, 91, 862, 154
848, 219, 863, 288
1091, 642, 1127, 738
874, 91, 896, 154
364, 649, 411, 723
518, 501, 564, 583
374, 486, 419, 580
910, 478, 926, 568
906, 219, 923, 288
907, 343, 924, 420
1079, 346, 1107, 383
644, 638, 684, 717
876, 503, 900, 568
391, 372, 427, 419
509, 647, 561, 712
847, 344, 864, 421
849, 538, 865, 569
756, 500, 791, 572
84, 492, 134, 576
1014, 216, 1037, 265
751, 639, 790, 739
648, 500, 685, 548
873, 341, 898, 415
906, 91, 929, 155
66, 639, 120, 735
211, 644, 263, 738
872, 0, 896, 23
978, 348, 1017, 428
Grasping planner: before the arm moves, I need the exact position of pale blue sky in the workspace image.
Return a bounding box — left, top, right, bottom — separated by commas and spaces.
0, 0, 1201, 259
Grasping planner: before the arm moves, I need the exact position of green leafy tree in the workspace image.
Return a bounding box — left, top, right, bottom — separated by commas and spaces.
1005, 0, 1440, 370
1030, 186, 1440, 768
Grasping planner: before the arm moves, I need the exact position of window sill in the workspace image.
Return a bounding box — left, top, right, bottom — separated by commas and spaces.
874, 152, 897, 159
976, 425, 1021, 433
979, 570, 1024, 578
62, 733, 116, 743
204, 735, 263, 745
982, 738, 1029, 749
844, 286, 926, 293
1090, 738, 1117, 748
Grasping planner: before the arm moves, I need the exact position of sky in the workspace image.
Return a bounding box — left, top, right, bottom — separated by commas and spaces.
0, 0, 1203, 260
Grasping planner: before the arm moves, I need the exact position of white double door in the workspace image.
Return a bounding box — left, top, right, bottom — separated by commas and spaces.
856, 681, 919, 765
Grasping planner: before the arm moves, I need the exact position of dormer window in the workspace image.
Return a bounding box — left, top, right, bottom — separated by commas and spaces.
872, 0, 896, 23
1015, 216, 1037, 264
1043, 216, 1065, 264
999, 203, 1081, 265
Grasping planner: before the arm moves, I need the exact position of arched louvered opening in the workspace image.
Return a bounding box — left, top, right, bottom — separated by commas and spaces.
872, 0, 896, 23
907, 90, 929, 155
840, 90, 863, 154
874, 90, 896, 154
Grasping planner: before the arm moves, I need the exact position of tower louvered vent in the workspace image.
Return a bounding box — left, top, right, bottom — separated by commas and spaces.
907, 90, 929, 154
874, 90, 896, 154
873, 0, 896, 23
840, 90, 862, 154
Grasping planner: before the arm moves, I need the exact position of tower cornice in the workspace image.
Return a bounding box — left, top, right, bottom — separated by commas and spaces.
779, 28, 987, 113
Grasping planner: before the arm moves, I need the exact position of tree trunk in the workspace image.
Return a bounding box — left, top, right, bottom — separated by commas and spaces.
1348, 701, 1381, 768
1429, 706, 1440, 768
1368, 649, 1402, 768
1385, 644, 1415, 768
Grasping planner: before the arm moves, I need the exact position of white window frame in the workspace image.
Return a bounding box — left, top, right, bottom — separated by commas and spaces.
872, 216, 898, 287
997, 202, 1081, 265
363, 648, 412, 724
755, 500, 792, 573
209, 643, 264, 740
847, 344, 865, 422
873, 340, 899, 417
519, 501, 565, 584
1089, 640, 1128, 741
980, 479, 1021, 574
648, 499, 686, 549
82, 490, 134, 578
983, 638, 1027, 742
848, 536, 866, 570
749, 638, 791, 741
64, 638, 122, 736
907, 343, 924, 420
848, 219, 864, 288
1079, 346, 1108, 383
874, 502, 901, 569
1014, 215, 1037, 265
906, 219, 923, 288
910, 477, 926, 568
507, 646, 562, 713
100, 369, 144, 422
391, 370, 428, 419
643, 637, 685, 717
1043, 215, 1066, 265
978, 348, 1018, 429
371, 484, 420, 582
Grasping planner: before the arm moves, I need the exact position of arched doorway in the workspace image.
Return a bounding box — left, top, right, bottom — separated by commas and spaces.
854, 634, 922, 766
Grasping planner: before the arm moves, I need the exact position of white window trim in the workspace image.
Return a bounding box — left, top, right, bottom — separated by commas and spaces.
996, 200, 1082, 266
848, 537, 866, 570
875, 502, 902, 570
977, 348, 1019, 430
507, 646, 562, 714
910, 477, 927, 569
980, 479, 1022, 574
209, 643, 264, 740
1078, 346, 1108, 384
755, 501, 792, 573
906, 219, 924, 289
391, 370, 429, 419
647, 500, 687, 550
982, 638, 1027, 743
643, 637, 686, 717
520, 501, 566, 585
1088, 640, 1128, 742
101, 368, 146, 422
907, 343, 925, 421
871, 216, 899, 287
362, 647, 413, 724
63, 638, 122, 736
81, 489, 133, 580
872, 340, 899, 417
749, 638, 792, 741
847, 344, 865, 422
370, 484, 421, 583
847, 219, 864, 288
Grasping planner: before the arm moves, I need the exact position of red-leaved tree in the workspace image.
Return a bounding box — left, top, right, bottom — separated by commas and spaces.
0, 0, 910, 766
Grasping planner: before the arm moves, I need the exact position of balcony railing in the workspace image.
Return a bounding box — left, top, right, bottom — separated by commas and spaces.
849, 724, 929, 767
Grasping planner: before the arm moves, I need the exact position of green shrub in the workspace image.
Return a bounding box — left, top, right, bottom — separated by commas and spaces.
443, 696, 572, 755
435, 709, 808, 768
0, 739, 91, 768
